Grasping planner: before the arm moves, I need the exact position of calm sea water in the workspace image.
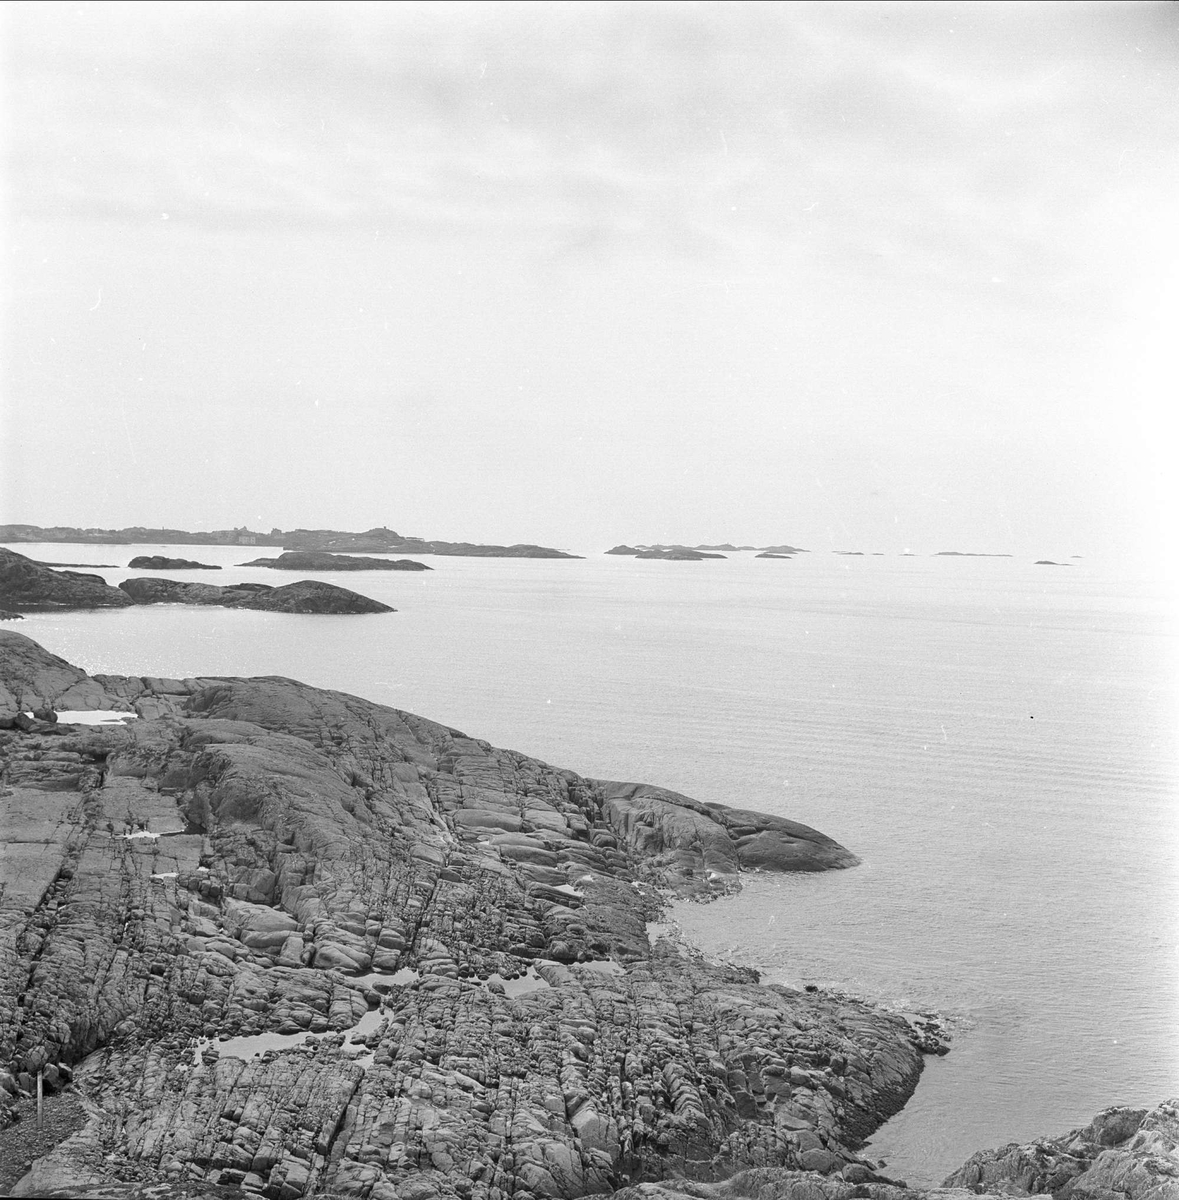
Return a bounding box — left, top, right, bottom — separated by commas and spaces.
7, 543, 1178, 1185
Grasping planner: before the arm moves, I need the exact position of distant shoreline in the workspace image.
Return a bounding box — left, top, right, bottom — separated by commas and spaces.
0, 524, 581, 559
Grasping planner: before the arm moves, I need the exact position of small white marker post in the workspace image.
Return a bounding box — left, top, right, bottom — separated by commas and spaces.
37, 1067, 43, 1131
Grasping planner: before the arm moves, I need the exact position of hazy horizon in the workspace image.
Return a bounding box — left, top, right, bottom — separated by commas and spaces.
3, 2, 1177, 563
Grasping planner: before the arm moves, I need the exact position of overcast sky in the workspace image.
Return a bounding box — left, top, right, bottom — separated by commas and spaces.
3, 1, 1176, 556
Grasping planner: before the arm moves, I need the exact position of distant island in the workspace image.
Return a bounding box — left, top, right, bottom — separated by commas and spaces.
607, 542, 806, 557
240, 551, 431, 572
0, 548, 391, 616
128, 555, 221, 570
934, 551, 1014, 557
0, 524, 581, 559
608, 545, 726, 560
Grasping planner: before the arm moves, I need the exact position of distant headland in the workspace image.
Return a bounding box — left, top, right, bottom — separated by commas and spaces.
0, 524, 581, 559
607, 543, 807, 558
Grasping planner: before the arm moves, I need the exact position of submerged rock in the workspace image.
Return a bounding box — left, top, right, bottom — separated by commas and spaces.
127, 555, 221, 570
0, 548, 134, 614
118, 577, 394, 613
240, 551, 431, 571
0, 630, 935, 1198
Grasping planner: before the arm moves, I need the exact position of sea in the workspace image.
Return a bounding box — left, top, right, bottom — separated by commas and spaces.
6, 542, 1178, 1186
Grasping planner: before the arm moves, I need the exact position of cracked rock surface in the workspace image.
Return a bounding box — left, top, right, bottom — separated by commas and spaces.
0, 630, 934, 1197
612, 1098, 1179, 1200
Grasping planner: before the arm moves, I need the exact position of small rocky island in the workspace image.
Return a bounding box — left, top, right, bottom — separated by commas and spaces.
128, 556, 222, 570
118, 578, 395, 613
1, 630, 1171, 1200
606, 546, 727, 560
0, 549, 391, 616
240, 552, 431, 572
608, 543, 807, 557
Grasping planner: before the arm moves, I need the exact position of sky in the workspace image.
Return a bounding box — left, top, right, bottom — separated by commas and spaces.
2, 1, 1177, 557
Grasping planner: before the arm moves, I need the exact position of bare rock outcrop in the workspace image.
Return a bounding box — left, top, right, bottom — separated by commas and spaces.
944, 1099, 1179, 1200
240, 552, 431, 572
0, 547, 135, 614
0, 630, 935, 1199
127, 556, 222, 570
117, 577, 394, 614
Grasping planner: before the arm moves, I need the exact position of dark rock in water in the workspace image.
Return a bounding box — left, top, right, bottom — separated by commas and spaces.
240, 551, 431, 572
1034, 560, 1069, 566
834, 551, 864, 556
935, 551, 1013, 558
605, 545, 642, 555
0, 630, 941, 1198
128, 555, 221, 570
31, 560, 119, 568
0, 548, 135, 614
118, 577, 394, 613
756, 552, 794, 559
0, 610, 23, 621
760, 544, 808, 554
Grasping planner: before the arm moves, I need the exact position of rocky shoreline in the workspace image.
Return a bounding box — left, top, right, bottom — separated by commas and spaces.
0, 548, 393, 616
0, 631, 1172, 1200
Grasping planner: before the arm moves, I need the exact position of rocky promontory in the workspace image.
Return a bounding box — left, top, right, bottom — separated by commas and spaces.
240, 552, 431, 572
118, 578, 394, 614
0, 547, 134, 613
128, 556, 222, 570
1, 631, 1173, 1200
0, 630, 941, 1198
